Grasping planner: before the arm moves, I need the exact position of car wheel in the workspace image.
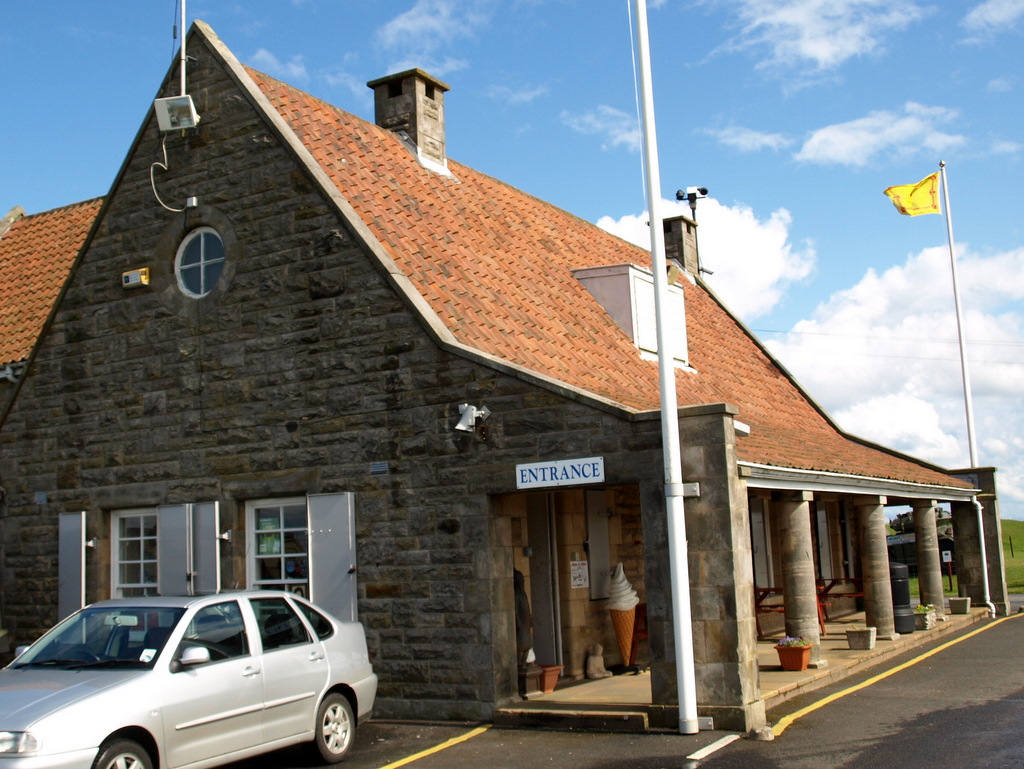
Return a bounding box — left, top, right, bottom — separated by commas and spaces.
312, 692, 355, 763
92, 739, 153, 769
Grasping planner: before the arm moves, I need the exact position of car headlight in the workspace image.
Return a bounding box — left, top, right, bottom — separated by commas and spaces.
0, 732, 42, 754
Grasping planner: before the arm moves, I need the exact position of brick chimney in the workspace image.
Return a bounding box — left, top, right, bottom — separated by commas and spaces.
367, 69, 450, 171
662, 214, 699, 277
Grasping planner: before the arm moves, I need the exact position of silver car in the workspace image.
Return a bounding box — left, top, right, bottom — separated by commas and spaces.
0, 591, 377, 769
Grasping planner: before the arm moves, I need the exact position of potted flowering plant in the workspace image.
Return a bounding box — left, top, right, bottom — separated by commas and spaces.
913, 604, 936, 630
774, 636, 812, 671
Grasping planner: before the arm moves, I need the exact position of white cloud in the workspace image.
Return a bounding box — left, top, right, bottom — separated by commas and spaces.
991, 139, 1023, 155
795, 103, 966, 166
766, 244, 1024, 515
596, 197, 816, 319
248, 49, 309, 84
377, 0, 493, 57
712, 0, 929, 72
485, 84, 548, 105
386, 55, 468, 78
705, 125, 793, 152
962, 0, 1024, 38
561, 106, 641, 152
601, 203, 1024, 517
986, 76, 1014, 93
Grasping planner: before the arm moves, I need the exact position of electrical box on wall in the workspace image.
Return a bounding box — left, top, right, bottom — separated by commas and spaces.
122, 268, 150, 288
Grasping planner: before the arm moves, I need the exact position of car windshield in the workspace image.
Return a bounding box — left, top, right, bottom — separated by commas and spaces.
13, 606, 185, 669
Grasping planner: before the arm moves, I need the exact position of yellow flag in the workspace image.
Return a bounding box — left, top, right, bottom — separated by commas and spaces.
883, 173, 940, 216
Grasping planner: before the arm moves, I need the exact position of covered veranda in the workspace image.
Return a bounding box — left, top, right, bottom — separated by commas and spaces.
495, 601, 993, 731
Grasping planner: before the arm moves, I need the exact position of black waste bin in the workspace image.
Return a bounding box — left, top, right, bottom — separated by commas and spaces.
890, 562, 915, 634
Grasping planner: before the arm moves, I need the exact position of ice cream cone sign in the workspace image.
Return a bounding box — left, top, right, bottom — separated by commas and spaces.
606, 563, 639, 664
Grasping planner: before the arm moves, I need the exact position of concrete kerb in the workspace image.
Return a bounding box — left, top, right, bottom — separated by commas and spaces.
758, 607, 989, 712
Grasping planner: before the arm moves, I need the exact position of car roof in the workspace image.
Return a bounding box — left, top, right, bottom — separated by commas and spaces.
85, 590, 302, 611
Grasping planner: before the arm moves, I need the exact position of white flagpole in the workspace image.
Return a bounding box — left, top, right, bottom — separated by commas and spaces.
939, 160, 994, 617
631, 0, 699, 734
939, 161, 978, 467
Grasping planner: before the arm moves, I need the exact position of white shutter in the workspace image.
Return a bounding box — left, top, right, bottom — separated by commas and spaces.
307, 493, 357, 621
58, 511, 86, 619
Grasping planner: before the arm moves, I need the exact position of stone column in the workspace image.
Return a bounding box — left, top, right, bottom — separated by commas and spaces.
855, 496, 896, 639
776, 491, 823, 662
912, 500, 945, 616
949, 468, 1010, 616
640, 403, 766, 733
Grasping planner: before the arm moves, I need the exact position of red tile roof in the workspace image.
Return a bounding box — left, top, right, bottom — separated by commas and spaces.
0, 199, 102, 365
244, 67, 968, 490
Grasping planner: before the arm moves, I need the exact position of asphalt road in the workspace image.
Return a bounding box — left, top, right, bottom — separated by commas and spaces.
232, 608, 1024, 769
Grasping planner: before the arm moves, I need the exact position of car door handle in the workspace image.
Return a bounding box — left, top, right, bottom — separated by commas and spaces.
308, 651, 325, 662
242, 665, 261, 677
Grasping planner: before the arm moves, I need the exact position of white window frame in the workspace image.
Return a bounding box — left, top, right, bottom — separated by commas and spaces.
175, 226, 225, 298
247, 497, 310, 595
111, 509, 159, 598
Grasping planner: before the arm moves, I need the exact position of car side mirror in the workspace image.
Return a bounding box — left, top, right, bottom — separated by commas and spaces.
170, 645, 211, 673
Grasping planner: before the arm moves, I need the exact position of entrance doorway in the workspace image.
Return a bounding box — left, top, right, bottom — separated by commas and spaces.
496, 485, 650, 699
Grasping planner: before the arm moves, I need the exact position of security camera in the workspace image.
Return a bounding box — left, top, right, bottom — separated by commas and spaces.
686, 186, 709, 197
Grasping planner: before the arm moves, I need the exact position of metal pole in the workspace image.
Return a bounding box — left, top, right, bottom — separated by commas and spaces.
631, 0, 699, 734
179, 0, 188, 96
939, 161, 995, 617
939, 161, 977, 467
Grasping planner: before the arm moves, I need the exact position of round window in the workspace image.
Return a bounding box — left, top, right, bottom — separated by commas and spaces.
175, 227, 225, 298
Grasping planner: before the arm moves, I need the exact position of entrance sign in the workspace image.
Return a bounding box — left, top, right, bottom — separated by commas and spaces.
516, 456, 605, 489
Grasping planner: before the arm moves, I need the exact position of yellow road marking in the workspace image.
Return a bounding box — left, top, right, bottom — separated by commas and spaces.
773, 612, 1023, 737
376, 724, 491, 769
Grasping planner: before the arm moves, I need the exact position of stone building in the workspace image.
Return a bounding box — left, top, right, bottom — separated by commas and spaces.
0, 22, 1008, 732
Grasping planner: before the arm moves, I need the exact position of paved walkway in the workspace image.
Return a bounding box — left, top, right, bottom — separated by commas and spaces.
499, 603, 994, 731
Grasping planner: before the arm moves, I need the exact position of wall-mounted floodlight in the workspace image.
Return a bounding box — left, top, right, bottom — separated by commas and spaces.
154, 95, 201, 132
455, 403, 491, 432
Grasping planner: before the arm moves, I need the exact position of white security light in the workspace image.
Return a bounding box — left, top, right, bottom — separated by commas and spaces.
154, 95, 201, 132
455, 403, 491, 432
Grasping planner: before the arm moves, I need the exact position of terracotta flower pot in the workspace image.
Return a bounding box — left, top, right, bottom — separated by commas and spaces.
538, 664, 563, 694
775, 644, 811, 671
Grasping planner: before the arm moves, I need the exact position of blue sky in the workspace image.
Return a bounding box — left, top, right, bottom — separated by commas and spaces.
3, 1, 1023, 519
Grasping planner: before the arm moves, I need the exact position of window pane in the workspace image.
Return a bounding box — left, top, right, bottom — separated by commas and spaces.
180, 238, 202, 267
121, 540, 141, 561
258, 558, 282, 580
258, 533, 281, 555
181, 264, 202, 294
120, 563, 141, 584
257, 509, 280, 530
283, 531, 307, 553
284, 557, 307, 579
282, 505, 306, 528
120, 517, 142, 538
202, 262, 223, 293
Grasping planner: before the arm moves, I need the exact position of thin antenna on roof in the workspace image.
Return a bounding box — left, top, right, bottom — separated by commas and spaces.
153, 0, 200, 133
150, 0, 201, 212
178, 0, 187, 97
